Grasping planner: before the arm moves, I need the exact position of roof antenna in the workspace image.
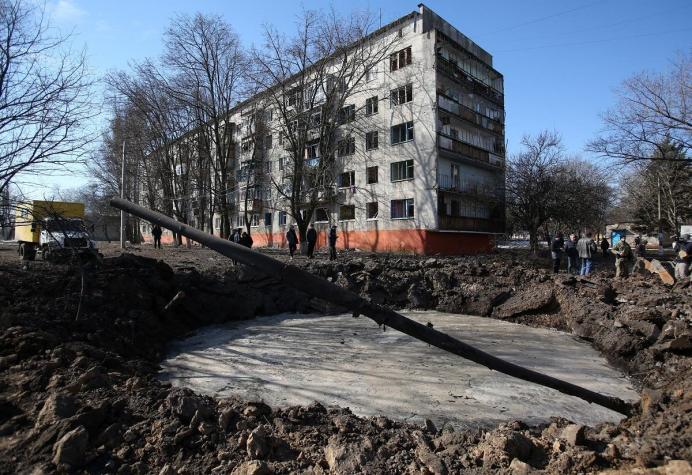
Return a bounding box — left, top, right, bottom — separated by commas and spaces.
379, 8, 381, 28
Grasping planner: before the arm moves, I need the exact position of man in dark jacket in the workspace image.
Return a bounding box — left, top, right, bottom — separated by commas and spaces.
550, 232, 564, 274
600, 237, 609, 258
286, 225, 298, 260
564, 233, 579, 275
239, 231, 253, 248
306, 224, 317, 259
152, 224, 162, 249
577, 232, 598, 276
328, 225, 338, 261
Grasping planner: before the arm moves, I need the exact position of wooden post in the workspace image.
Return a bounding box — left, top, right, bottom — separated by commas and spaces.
110, 197, 633, 415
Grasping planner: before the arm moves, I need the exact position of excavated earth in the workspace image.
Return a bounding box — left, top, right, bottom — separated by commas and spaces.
0, 244, 690, 474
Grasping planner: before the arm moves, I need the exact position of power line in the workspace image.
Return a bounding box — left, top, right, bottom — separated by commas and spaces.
494, 27, 692, 54
479, 0, 605, 37
498, 4, 692, 45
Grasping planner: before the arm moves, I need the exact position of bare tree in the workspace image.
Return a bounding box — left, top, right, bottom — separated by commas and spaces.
248, 7, 398, 242
506, 131, 564, 253
237, 101, 271, 236
619, 139, 691, 233
588, 52, 691, 164
163, 13, 246, 238
548, 158, 612, 235
0, 0, 93, 194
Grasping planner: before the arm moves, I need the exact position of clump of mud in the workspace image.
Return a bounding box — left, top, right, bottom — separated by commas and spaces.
0, 252, 690, 473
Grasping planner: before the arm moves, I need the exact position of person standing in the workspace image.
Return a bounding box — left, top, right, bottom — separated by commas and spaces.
612, 239, 633, 278
239, 231, 253, 248
673, 235, 691, 281
550, 232, 564, 274
286, 225, 298, 260
600, 236, 609, 258
229, 228, 241, 265
564, 234, 579, 275
634, 236, 646, 258
152, 224, 162, 249
328, 225, 338, 261
231, 228, 241, 245
576, 232, 597, 276
306, 224, 317, 259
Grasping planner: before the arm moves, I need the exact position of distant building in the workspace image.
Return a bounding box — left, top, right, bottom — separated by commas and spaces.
140, 4, 505, 254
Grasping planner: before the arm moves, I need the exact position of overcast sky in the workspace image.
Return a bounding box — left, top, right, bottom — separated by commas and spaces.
24, 0, 692, 197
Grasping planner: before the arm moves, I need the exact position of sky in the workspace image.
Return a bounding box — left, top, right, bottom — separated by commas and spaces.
23, 0, 692, 197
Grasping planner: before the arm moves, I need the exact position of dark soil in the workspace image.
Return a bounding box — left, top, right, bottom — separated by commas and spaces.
0, 243, 690, 474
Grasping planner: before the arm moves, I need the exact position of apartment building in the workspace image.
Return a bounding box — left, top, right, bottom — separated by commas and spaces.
143, 4, 505, 254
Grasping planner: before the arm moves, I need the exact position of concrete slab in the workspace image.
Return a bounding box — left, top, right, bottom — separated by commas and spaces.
159, 312, 639, 429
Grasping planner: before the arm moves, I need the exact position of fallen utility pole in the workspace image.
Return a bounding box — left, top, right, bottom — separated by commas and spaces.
110, 197, 633, 416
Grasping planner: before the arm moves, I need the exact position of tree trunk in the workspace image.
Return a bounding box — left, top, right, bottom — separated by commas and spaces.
529, 228, 539, 255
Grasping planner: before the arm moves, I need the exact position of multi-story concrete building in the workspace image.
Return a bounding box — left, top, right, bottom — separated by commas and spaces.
142, 4, 505, 254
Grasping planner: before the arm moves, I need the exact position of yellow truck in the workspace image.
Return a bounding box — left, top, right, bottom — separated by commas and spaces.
15, 200, 96, 261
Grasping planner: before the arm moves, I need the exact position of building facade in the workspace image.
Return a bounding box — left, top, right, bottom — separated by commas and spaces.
142, 4, 505, 254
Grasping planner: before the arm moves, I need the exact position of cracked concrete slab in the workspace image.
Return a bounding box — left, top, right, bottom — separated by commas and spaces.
159, 311, 639, 429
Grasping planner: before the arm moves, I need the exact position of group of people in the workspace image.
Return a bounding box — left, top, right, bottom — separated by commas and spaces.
229, 228, 254, 248
285, 224, 339, 261
550, 232, 606, 276
551, 231, 692, 281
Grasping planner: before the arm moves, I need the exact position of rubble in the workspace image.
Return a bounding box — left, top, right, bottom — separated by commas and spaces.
0, 247, 690, 473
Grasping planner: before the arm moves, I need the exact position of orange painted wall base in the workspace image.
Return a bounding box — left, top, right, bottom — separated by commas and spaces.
141, 229, 494, 255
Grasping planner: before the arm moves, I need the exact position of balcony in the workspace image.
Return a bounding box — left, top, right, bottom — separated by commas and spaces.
437, 133, 504, 170
239, 198, 267, 212
436, 55, 504, 106
438, 174, 503, 200
438, 215, 505, 233
437, 93, 504, 136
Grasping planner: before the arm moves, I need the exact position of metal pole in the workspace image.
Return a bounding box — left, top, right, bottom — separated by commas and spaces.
109, 196, 633, 416
120, 141, 126, 249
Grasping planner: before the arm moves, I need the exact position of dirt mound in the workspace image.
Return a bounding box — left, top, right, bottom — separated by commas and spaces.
0, 251, 690, 473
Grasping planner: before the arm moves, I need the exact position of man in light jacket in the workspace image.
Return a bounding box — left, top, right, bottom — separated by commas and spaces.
576, 232, 598, 276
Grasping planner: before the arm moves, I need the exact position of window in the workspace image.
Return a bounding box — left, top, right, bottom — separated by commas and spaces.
315, 208, 329, 222
391, 159, 414, 181
390, 84, 413, 106
338, 105, 355, 124
391, 121, 414, 144
311, 112, 321, 127
241, 137, 253, 153
391, 198, 414, 219
366, 166, 378, 184
337, 137, 355, 156
365, 67, 376, 83
288, 88, 302, 107
450, 200, 459, 216
279, 211, 287, 225
390, 46, 412, 71
306, 141, 319, 159
264, 212, 272, 226
250, 213, 261, 226
337, 170, 355, 188
365, 131, 378, 151
366, 202, 378, 219
365, 96, 378, 115
265, 134, 272, 149
339, 205, 356, 220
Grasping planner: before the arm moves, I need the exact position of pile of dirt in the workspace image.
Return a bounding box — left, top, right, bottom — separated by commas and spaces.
0, 251, 690, 474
